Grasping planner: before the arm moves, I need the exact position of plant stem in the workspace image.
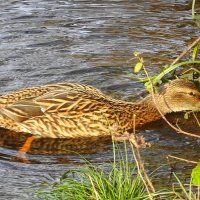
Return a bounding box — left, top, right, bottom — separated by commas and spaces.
192, 0, 196, 19
171, 36, 200, 66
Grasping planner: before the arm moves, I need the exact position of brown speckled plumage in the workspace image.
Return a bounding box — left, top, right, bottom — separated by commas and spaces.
0, 79, 200, 138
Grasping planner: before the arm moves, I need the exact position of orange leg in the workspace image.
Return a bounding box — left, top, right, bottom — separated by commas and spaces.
11, 136, 35, 163
15, 136, 35, 163
19, 136, 35, 153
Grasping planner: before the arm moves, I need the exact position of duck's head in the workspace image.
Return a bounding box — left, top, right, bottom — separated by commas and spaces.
155, 79, 200, 113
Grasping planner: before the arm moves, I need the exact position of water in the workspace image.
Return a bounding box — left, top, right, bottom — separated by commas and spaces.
0, 0, 200, 199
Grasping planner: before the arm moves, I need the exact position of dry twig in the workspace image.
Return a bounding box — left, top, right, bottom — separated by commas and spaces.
167, 155, 198, 164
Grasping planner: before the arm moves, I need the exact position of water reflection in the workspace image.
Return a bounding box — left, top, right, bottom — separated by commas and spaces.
0, 129, 112, 157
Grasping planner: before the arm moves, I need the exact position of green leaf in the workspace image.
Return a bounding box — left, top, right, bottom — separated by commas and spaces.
192, 44, 199, 61
134, 62, 143, 73
191, 163, 200, 185
194, 15, 200, 19
144, 81, 153, 93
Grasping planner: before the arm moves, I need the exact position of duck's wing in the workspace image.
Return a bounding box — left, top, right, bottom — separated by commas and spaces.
0, 88, 110, 122
0, 89, 113, 137
20, 112, 113, 138
0, 101, 44, 132
33, 89, 111, 115
0, 101, 43, 122
0, 82, 105, 107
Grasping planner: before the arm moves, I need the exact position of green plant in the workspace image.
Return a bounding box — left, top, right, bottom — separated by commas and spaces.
37, 143, 171, 200
192, 0, 200, 28
133, 36, 200, 92
172, 172, 200, 200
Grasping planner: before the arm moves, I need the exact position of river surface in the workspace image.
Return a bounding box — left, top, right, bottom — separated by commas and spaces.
0, 0, 200, 199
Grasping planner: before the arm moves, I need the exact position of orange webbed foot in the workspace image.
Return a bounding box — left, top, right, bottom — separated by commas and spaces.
15, 136, 35, 163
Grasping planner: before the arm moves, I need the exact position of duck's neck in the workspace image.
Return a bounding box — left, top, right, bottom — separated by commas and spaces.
110, 94, 170, 131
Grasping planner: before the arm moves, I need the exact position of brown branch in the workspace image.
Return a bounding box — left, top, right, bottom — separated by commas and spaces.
192, 112, 200, 127
129, 136, 156, 196
167, 155, 198, 164
171, 36, 200, 66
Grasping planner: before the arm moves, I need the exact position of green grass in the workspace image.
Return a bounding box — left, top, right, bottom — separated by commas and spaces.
37, 142, 200, 200
38, 164, 147, 200
171, 173, 200, 200
37, 143, 172, 200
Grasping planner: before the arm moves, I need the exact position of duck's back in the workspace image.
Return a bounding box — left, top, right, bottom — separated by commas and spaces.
0, 82, 107, 107
0, 83, 119, 137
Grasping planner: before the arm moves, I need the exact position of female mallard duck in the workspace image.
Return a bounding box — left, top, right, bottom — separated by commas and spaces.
0, 79, 200, 139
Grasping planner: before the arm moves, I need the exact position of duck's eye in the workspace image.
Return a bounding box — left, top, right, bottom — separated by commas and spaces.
189, 92, 195, 96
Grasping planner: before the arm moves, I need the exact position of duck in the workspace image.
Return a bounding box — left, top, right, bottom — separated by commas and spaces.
0, 79, 200, 140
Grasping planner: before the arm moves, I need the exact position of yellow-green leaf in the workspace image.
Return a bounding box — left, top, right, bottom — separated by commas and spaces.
192, 45, 199, 61
192, 163, 200, 185
144, 81, 153, 93
134, 62, 143, 73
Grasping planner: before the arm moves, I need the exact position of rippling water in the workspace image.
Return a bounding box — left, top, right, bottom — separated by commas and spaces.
0, 0, 200, 199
